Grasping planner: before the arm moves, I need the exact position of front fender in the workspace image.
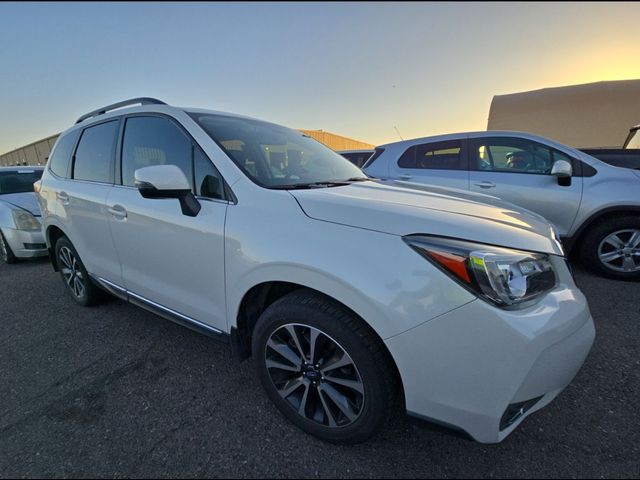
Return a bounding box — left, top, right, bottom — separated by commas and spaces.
0, 204, 17, 230
225, 212, 475, 341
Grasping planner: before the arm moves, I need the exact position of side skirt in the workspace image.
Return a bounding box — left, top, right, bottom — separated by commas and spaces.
91, 275, 230, 345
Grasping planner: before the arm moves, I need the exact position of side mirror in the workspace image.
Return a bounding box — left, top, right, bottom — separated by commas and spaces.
134, 165, 201, 217
551, 159, 572, 186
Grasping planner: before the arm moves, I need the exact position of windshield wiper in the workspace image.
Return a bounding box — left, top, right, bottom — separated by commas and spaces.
270, 181, 352, 190
343, 176, 373, 182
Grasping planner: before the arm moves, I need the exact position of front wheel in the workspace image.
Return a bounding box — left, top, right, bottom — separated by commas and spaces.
580, 216, 640, 280
252, 290, 398, 444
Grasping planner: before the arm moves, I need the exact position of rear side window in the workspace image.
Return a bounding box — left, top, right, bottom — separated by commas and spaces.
398, 140, 464, 170
73, 121, 119, 183
121, 116, 192, 187
48, 131, 79, 178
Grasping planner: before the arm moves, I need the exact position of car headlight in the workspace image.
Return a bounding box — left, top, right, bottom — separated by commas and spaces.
12, 210, 41, 231
403, 235, 557, 308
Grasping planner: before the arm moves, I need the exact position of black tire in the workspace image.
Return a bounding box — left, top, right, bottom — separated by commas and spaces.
252, 289, 398, 444
579, 215, 640, 280
55, 236, 105, 306
0, 230, 18, 264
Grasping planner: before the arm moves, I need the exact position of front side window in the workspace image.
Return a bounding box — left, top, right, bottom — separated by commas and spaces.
194, 147, 225, 199
0, 169, 43, 195
188, 113, 365, 188
48, 131, 79, 178
121, 116, 192, 187
73, 121, 119, 183
472, 138, 553, 174
398, 141, 464, 170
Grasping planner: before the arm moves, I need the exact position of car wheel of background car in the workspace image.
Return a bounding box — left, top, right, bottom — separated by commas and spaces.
55, 236, 105, 306
0, 230, 18, 264
252, 289, 398, 444
580, 216, 640, 280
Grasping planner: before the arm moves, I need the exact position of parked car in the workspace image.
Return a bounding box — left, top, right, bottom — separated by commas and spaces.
364, 131, 640, 280
581, 124, 640, 170
37, 98, 594, 444
0, 166, 47, 264
337, 149, 375, 168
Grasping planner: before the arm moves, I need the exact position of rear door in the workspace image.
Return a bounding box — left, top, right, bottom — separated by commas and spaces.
62, 120, 122, 283
107, 114, 228, 332
388, 139, 469, 190
468, 136, 583, 235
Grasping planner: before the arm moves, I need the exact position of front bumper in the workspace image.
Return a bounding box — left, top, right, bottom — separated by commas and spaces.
2, 227, 48, 259
385, 284, 595, 443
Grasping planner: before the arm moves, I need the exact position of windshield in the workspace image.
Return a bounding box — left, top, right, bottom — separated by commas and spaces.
0, 169, 43, 195
624, 128, 640, 149
189, 113, 367, 188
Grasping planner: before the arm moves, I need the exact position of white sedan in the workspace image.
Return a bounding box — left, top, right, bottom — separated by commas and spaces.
0, 166, 48, 264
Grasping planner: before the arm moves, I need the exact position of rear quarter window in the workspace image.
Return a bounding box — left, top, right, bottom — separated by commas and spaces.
48, 131, 79, 178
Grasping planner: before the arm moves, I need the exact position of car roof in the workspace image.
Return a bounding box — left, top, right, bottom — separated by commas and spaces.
62, 103, 283, 138
337, 149, 375, 154
0, 166, 44, 172
377, 130, 586, 158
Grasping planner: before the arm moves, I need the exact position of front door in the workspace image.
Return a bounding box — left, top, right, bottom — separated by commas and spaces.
107, 115, 229, 332
468, 136, 582, 236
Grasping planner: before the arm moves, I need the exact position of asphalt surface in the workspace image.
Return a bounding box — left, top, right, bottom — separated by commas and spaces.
0, 257, 638, 479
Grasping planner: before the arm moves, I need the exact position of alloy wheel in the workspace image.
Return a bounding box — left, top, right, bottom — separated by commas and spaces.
598, 229, 640, 273
59, 246, 86, 298
264, 323, 365, 428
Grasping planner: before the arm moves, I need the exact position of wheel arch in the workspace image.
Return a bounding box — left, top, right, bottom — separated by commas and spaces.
45, 224, 68, 271
564, 206, 640, 253
231, 280, 405, 405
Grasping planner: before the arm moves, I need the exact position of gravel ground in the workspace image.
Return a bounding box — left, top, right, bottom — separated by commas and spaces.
0, 257, 638, 478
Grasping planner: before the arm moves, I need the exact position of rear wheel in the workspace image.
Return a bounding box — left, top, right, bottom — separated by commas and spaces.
0, 230, 18, 264
252, 290, 398, 444
580, 216, 640, 280
55, 236, 105, 306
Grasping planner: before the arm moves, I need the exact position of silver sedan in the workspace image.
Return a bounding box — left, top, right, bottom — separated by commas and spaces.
0, 167, 47, 264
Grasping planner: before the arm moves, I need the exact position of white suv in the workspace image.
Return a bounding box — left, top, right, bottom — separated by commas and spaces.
37, 98, 595, 444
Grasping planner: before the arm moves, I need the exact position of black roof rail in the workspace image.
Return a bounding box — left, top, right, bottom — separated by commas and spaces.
75, 97, 167, 124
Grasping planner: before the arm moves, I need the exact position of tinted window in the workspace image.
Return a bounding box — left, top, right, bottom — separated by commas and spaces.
48, 131, 78, 178
194, 147, 225, 199
121, 116, 192, 187
0, 169, 43, 195
398, 141, 464, 170
341, 152, 373, 168
473, 138, 553, 174
73, 121, 118, 183
189, 113, 365, 188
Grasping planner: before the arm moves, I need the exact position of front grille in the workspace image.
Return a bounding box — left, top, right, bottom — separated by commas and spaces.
23, 243, 46, 250
500, 396, 544, 431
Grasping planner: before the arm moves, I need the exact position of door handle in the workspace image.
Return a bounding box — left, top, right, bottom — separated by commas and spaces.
474, 181, 496, 189
399, 174, 413, 180
107, 205, 128, 220
56, 191, 70, 204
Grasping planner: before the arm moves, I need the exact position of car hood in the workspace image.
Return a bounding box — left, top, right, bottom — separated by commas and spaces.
290, 181, 563, 255
0, 192, 41, 216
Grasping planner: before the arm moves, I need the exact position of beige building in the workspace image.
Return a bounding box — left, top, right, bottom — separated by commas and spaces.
298, 129, 374, 151
0, 129, 373, 167
487, 79, 640, 148
0, 134, 59, 167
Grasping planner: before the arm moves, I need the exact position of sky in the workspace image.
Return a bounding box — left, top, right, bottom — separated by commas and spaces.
1, 1, 640, 154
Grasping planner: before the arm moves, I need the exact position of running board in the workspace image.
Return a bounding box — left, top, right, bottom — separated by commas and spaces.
91, 275, 229, 344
